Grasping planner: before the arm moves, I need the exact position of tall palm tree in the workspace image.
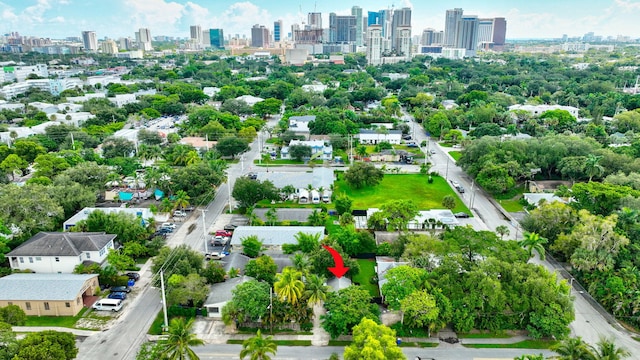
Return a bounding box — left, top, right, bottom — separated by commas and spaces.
552, 336, 595, 360
185, 150, 201, 165
592, 337, 631, 360
158, 317, 204, 360
292, 253, 311, 275
304, 274, 330, 306
585, 154, 605, 182
173, 190, 191, 211
495, 225, 510, 240
518, 232, 548, 260
274, 267, 305, 305
239, 330, 277, 360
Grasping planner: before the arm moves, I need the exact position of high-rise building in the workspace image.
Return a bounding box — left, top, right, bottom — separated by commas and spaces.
477, 18, 494, 46
367, 11, 381, 26
251, 24, 270, 47
444, 8, 463, 47
209, 29, 224, 48
366, 24, 383, 65
274, 20, 283, 42
421, 28, 437, 46
455, 16, 479, 56
352, 6, 363, 46
190, 25, 202, 44
118, 37, 132, 51
396, 26, 412, 57
391, 7, 411, 50
101, 39, 118, 54
136, 28, 152, 51
291, 24, 300, 42
492, 17, 507, 46
81, 31, 97, 52
308, 12, 322, 29
329, 13, 357, 43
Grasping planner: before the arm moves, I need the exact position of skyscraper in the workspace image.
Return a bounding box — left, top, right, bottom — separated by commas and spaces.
251, 24, 270, 47
367, 11, 381, 26
274, 20, 283, 42
81, 31, 98, 52
492, 17, 507, 46
391, 7, 411, 50
136, 28, 152, 51
477, 18, 494, 46
291, 24, 300, 42
209, 29, 224, 49
444, 8, 463, 47
308, 12, 322, 29
396, 26, 412, 57
190, 25, 202, 44
101, 39, 118, 54
366, 25, 382, 65
329, 13, 356, 43
455, 16, 479, 56
351, 6, 363, 46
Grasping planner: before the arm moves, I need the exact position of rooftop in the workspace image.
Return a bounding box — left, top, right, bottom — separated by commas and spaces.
0, 273, 98, 301
7, 232, 116, 257
230, 226, 325, 246
204, 275, 254, 305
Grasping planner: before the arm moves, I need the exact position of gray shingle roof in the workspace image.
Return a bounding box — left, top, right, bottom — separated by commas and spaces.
256, 167, 335, 190
230, 226, 325, 246
221, 253, 250, 273
0, 273, 98, 301
7, 232, 116, 257
204, 275, 254, 305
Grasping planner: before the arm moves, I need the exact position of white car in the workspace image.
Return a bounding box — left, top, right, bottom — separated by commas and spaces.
161, 222, 177, 229
173, 210, 187, 217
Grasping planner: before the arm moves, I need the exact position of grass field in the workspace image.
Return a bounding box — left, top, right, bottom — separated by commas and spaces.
24, 307, 88, 327
458, 331, 513, 339
228, 339, 312, 346
334, 174, 469, 212
463, 340, 558, 349
352, 259, 379, 297
449, 151, 463, 161
495, 183, 526, 212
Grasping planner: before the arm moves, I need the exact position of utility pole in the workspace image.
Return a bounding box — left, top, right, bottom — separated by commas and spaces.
349, 134, 353, 164
160, 270, 169, 332
469, 180, 476, 209
269, 287, 274, 334
445, 157, 450, 180
200, 209, 208, 254
227, 173, 232, 214
70, 132, 75, 150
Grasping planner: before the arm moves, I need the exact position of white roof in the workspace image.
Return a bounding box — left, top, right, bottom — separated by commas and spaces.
230, 226, 325, 246
235, 95, 264, 106
0, 273, 98, 301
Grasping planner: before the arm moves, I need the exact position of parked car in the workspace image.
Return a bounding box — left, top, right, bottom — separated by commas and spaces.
406, 142, 419, 148
110, 286, 131, 293
173, 210, 187, 217
247, 172, 258, 180
158, 228, 172, 235
205, 252, 225, 260
211, 236, 225, 246
161, 222, 177, 229
456, 185, 465, 193
108, 292, 127, 300
430, 149, 436, 154
223, 224, 237, 232
402, 134, 412, 140
454, 212, 470, 218
126, 272, 140, 281
215, 230, 232, 237
184, 205, 195, 211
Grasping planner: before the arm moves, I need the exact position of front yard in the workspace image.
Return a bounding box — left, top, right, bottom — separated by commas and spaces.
334, 174, 470, 212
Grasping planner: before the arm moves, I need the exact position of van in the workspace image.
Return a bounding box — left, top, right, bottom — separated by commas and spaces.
92, 298, 124, 312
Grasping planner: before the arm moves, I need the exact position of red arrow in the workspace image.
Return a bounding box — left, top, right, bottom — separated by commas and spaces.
322, 245, 349, 278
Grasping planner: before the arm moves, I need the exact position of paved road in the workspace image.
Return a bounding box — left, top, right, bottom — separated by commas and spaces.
193, 344, 555, 360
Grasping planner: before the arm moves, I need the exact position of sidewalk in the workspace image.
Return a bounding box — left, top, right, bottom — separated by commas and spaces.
13, 326, 100, 336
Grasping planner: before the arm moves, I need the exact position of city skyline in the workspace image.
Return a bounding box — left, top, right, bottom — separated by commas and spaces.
0, 0, 638, 40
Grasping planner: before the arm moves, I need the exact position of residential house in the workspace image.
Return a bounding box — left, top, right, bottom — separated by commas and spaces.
0, 273, 99, 316
358, 129, 402, 145
7, 232, 116, 273
230, 226, 325, 249
235, 95, 264, 107
353, 208, 459, 231
281, 139, 332, 160
204, 275, 253, 319
256, 168, 335, 202
288, 115, 315, 138
523, 193, 566, 207
508, 104, 579, 118
376, 256, 409, 302
63, 207, 154, 231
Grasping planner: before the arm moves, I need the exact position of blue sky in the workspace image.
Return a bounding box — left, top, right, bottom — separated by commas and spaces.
0, 0, 639, 40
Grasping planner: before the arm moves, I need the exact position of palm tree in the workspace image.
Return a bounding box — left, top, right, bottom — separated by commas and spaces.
304, 274, 330, 306
185, 150, 201, 165
356, 145, 367, 158
239, 330, 277, 360
158, 317, 204, 360
585, 154, 604, 182
592, 337, 631, 360
292, 253, 311, 275
495, 225, 510, 240
518, 232, 548, 260
552, 337, 595, 360
274, 267, 305, 305
173, 190, 191, 211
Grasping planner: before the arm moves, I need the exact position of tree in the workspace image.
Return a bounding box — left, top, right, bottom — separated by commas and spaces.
552, 336, 595, 360
222, 280, 270, 324
253, 98, 282, 118
265, 207, 278, 226
591, 337, 631, 360
242, 235, 264, 258
0, 154, 27, 180
518, 232, 548, 260
274, 267, 305, 305
295, 232, 321, 254
13, 330, 78, 360
441, 195, 456, 210
304, 274, 330, 306
0, 321, 18, 360
201, 261, 226, 284
400, 289, 451, 336
322, 286, 380, 339
239, 330, 277, 360
0, 304, 26, 325
157, 317, 204, 360
101, 137, 136, 159
288, 145, 312, 161
495, 225, 510, 240
381, 265, 428, 309
173, 190, 191, 211
334, 193, 353, 216
344, 162, 384, 189
216, 137, 249, 158
585, 154, 604, 182
245, 255, 278, 284
343, 318, 406, 360
232, 178, 280, 209
380, 200, 419, 233
166, 273, 209, 307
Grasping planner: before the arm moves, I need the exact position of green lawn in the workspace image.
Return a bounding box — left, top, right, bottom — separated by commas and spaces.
499, 198, 525, 212
458, 331, 513, 339
495, 183, 526, 212
24, 307, 88, 327
463, 340, 558, 349
449, 151, 463, 161
228, 339, 312, 346
328, 340, 352, 346
399, 342, 439, 348
334, 174, 469, 212
352, 259, 380, 297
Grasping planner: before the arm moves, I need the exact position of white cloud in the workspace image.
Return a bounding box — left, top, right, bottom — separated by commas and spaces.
212, 2, 271, 37
400, 0, 413, 9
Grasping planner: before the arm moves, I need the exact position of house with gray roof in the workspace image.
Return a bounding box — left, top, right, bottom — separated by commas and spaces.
376, 256, 409, 302
230, 226, 325, 249
358, 129, 402, 145
203, 275, 254, 319
0, 273, 99, 316
7, 232, 116, 273
288, 115, 315, 138
256, 167, 335, 201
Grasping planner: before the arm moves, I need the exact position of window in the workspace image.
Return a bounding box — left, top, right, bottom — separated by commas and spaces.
19, 257, 24, 263
7, 302, 12, 306
65, 302, 70, 308
25, 302, 31, 310
44, 302, 50, 310
210, 307, 220, 313
55, 257, 60, 262
35, 257, 41, 261
28, 257, 33, 263
86, 252, 90, 259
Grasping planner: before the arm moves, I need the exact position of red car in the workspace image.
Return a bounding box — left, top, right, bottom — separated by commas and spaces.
215, 230, 232, 237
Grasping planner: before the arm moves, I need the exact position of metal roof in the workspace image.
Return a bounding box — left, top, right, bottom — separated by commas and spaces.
230, 226, 325, 246
0, 273, 98, 301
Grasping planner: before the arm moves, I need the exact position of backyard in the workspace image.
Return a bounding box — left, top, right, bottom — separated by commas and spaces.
351, 258, 380, 297
334, 174, 470, 213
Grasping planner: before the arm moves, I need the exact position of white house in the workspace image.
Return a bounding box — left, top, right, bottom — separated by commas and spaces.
204, 276, 253, 318
235, 95, 264, 107
357, 129, 402, 145
109, 94, 137, 107
230, 226, 325, 248
508, 104, 579, 118
280, 139, 332, 160
63, 207, 154, 231
288, 115, 315, 138
7, 232, 116, 273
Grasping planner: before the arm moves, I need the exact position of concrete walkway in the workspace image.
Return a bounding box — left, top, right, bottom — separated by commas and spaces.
311, 303, 330, 346
13, 326, 100, 336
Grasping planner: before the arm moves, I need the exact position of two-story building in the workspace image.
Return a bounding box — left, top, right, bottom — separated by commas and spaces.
357, 129, 402, 145
7, 232, 116, 273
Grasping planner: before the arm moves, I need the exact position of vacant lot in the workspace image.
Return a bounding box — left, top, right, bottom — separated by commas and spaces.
334, 174, 469, 212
